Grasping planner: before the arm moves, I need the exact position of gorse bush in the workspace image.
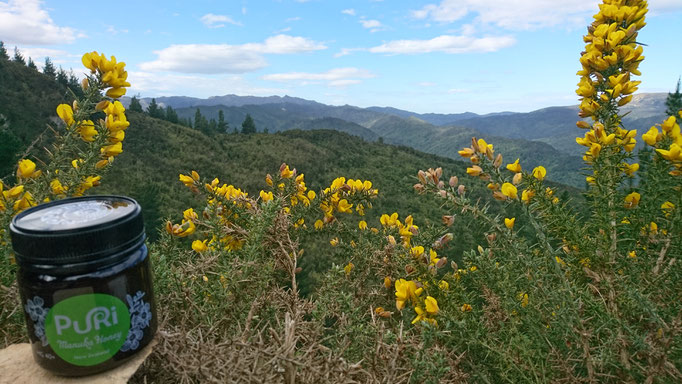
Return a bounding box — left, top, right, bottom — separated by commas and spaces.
0, 52, 132, 344
2, 0, 681, 382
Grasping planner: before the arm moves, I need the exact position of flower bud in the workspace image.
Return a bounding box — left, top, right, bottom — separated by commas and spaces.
471, 137, 479, 152
457, 185, 466, 196
486, 147, 494, 160
449, 176, 458, 187
96, 100, 110, 111
436, 257, 447, 269
493, 154, 503, 168
576, 120, 590, 129
513, 172, 523, 185
442, 215, 454, 226
81, 78, 89, 90
492, 191, 507, 201
418, 170, 427, 185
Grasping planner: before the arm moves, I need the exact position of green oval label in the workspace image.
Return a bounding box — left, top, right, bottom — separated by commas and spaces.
45, 294, 130, 366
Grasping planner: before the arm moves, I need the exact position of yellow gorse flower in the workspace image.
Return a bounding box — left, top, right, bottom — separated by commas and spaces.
82, 51, 130, 98
505, 217, 515, 230
259, 190, 274, 202
518, 293, 529, 308
50, 179, 68, 195
344, 262, 354, 276
56, 104, 75, 126
532, 166, 546, 181
624, 191, 641, 208
395, 279, 422, 311
506, 158, 522, 173
16, 159, 41, 179
577, 1, 647, 117
192, 239, 209, 253
425, 296, 439, 315
501, 183, 518, 200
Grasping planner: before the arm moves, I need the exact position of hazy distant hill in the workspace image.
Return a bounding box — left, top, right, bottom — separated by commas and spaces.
172, 103, 586, 187
117, 85, 668, 188
441, 93, 667, 154
366, 106, 516, 125
123, 94, 323, 110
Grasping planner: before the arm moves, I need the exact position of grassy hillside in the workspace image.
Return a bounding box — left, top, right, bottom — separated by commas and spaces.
0, 59, 70, 177
99, 112, 489, 236
176, 103, 587, 187
96, 113, 521, 295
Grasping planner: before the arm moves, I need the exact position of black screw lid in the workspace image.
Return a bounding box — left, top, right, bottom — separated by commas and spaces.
9, 195, 145, 273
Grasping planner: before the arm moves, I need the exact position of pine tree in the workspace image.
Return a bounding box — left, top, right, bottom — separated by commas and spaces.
146, 98, 162, 118
194, 108, 209, 134
165, 106, 179, 123
665, 78, 682, 116
241, 113, 256, 134
129, 96, 143, 112
0, 41, 8, 60
27, 57, 37, 70
218, 110, 228, 133
56, 67, 68, 88
43, 57, 56, 78
68, 71, 84, 98
13, 47, 25, 65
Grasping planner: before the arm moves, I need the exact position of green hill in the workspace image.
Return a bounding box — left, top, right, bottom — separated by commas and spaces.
0, 58, 72, 177
174, 103, 586, 187
1, 54, 586, 297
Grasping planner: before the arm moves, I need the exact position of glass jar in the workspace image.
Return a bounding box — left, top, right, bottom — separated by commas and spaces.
9, 195, 157, 376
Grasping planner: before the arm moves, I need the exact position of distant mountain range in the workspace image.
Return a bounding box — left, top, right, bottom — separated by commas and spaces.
120, 92, 668, 188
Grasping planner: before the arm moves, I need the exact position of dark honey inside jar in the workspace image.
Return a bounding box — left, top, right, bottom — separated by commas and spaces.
9, 195, 157, 376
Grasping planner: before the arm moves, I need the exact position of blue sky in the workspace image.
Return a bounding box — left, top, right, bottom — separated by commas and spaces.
1, 0, 681, 114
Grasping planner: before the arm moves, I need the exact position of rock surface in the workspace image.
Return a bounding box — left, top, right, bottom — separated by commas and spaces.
0, 340, 155, 384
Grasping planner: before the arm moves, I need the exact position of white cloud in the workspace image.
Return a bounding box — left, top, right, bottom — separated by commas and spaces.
412, 0, 601, 30
286, 16, 302, 22
360, 19, 382, 29
360, 19, 386, 33
368, 34, 515, 54
128, 71, 287, 98
262, 67, 374, 87
0, 0, 78, 45
334, 48, 359, 58
16, 47, 68, 61
329, 79, 362, 87
200, 13, 242, 28
140, 45, 267, 74
447, 88, 468, 94
106, 25, 129, 35
342, 9, 356, 16
243, 34, 327, 54
140, 35, 326, 74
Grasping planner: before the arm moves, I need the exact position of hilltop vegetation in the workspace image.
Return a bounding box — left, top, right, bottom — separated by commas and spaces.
2, 4, 682, 380
0, 53, 582, 298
